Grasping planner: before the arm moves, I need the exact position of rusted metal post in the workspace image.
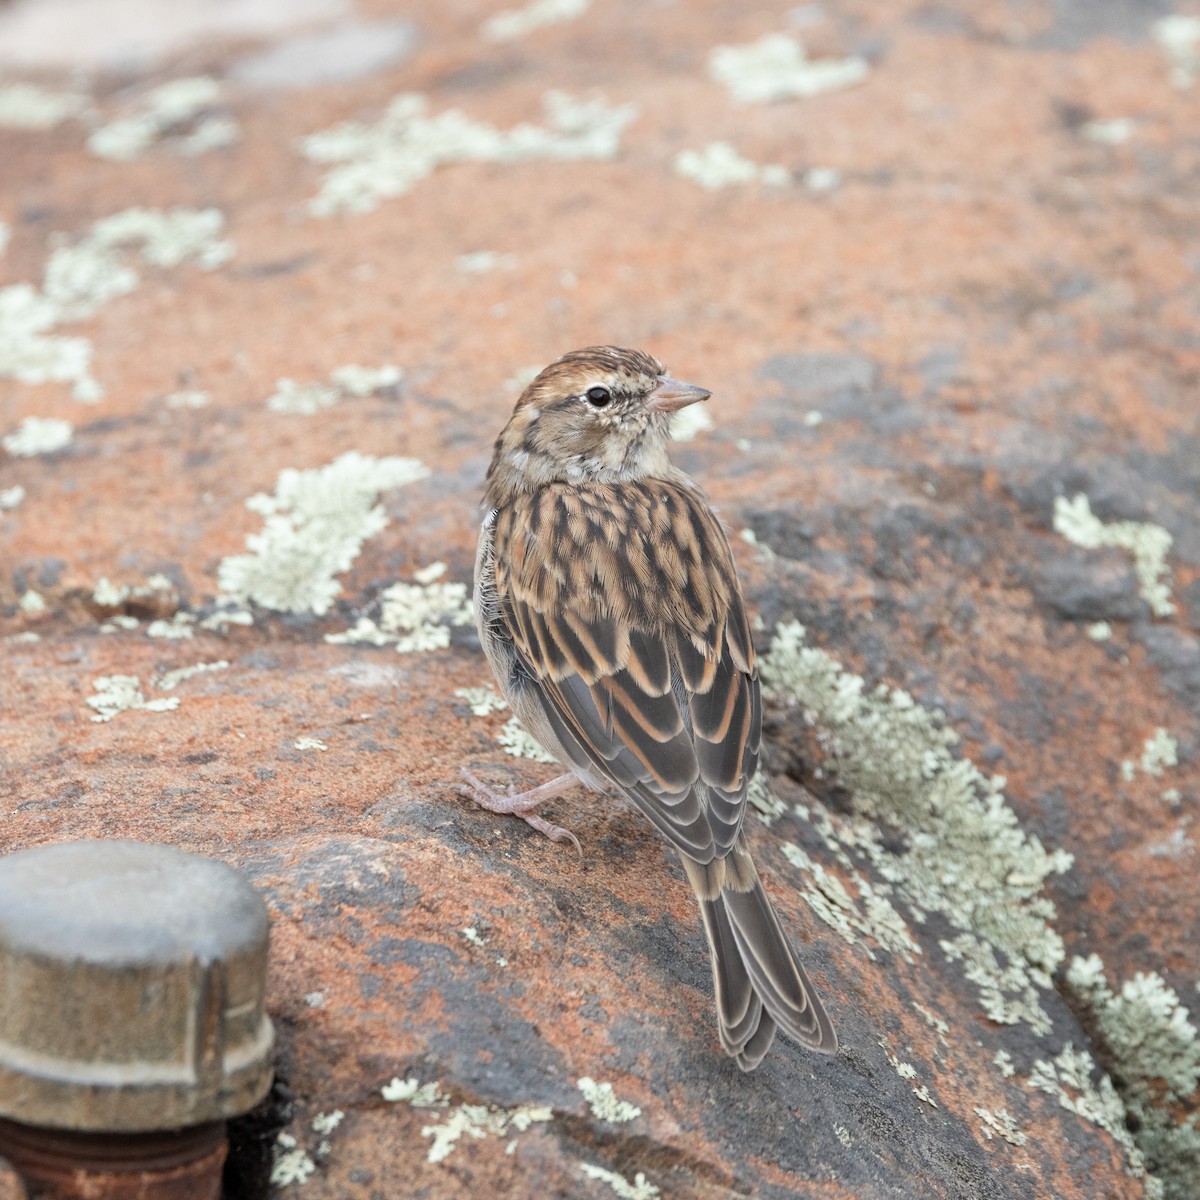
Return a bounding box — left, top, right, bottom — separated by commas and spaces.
0, 841, 275, 1199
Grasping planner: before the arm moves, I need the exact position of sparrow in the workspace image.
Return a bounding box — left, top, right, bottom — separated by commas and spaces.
461, 345, 837, 1069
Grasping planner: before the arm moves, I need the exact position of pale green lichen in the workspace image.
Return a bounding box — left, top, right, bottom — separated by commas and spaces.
1, 207, 233, 402
88, 77, 236, 160
146, 613, 196, 639
1063, 956, 1200, 1199
775, 594, 1200, 1200
311, 1110, 344, 1136
760, 622, 1072, 1029
330, 363, 402, 396
164, 388, 210, 409
781, 839, 921, 964
91, 573, 174, 610
267, 378, 341, 415
483, 0, 588, 40
382, 1077, 449, 1106
914, 1002, 949, 1038
1087, 621, 1113, 641
1155, 15, 1200, 87
87, 675, 180, 722
92, 578, 127, 607
0, 82, 88, 129
580, 1164, 660, 1200
19, 590, 46, 615
0, 485, 25, 510
325, 570, 473, 652
1026, 1044, 1151, 1187
879, 1035, 938, 1107
738, 527, 777, 562
3, 416, 72, 456
673, 142, 791, 190
504, 365, 541, 393
0, 284, 94, 401
217, 452, 428, 615
154, 660, 229, 690
270, 1132, 316, 1186
44, 208, 233, 318
454, 685, 509, 717
1121, 727, 1179, 782
1139, 728, 1178, 777
294, 737, 328, 751
422, 1101, 551, 1163
100, 615, 140, 634
805, 167, 842, 192
668, 404, 714, 442
746, 774, 787, 822
268, 364, 402, 412
940, 932, 1052, 1035
577, 1077, 640, 1123
1053, 493, 1174, 617
709, 34, 868, 104
497, 715, 556, 762
456, 250, 517, 274
454, 683, 560, 762
976, 1106, 1027, 1146
302, 90, 638, 216
382, 1076, 550, 1164
198, 607, 254, 631
1083, 118, 1135, 145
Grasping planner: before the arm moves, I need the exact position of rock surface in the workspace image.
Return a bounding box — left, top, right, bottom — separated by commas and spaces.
2, 1, 1198, 1198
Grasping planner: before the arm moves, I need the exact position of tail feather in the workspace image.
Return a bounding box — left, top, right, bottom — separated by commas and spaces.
699, 892, 778, 1068
687, 844, 837, 1070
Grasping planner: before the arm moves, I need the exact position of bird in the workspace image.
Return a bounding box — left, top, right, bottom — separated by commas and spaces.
460, 345, 837, 1069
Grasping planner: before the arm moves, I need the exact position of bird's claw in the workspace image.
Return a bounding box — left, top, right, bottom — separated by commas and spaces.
457, 768, 581, 852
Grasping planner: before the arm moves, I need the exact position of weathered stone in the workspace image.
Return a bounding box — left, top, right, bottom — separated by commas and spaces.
2, 1, 1197, 1197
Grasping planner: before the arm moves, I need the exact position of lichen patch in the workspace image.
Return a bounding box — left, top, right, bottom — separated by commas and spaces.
482, 0, 588, 42
267, 364, 402, 413
580, 1163, 660, 1199
302, 91, 638, 215
709, 34, 868, 104
761, 622, 1071, 1031
673, 142, 790, 190
3, 416, 72, 456
1, 207, 233, 402
217, 452, 428, 615
1053, 493, 1174, 617
0, 81, 88, 129
325, 569, 473, 652
87, 675, 180, 722
88, 77, 237, 160
577, 1077, 640, 1123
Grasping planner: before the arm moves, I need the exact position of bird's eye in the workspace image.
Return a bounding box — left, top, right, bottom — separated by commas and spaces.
585, 386, 611, 407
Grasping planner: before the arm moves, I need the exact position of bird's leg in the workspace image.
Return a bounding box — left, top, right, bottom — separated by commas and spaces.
457, 769, 581, 850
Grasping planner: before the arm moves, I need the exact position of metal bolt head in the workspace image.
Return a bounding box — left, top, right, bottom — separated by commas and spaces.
0, 840, 274, 1132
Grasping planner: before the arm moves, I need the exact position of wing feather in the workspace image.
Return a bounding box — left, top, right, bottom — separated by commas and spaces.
494, 479, 758, 865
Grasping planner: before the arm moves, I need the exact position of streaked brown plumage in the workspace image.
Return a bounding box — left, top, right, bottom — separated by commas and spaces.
464, 345, 837, 1069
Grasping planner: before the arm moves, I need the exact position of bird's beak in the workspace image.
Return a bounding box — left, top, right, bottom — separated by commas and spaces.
648, 375, 711, 414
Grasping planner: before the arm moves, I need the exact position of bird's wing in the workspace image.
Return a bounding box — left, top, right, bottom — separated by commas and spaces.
493, 479, 759, 864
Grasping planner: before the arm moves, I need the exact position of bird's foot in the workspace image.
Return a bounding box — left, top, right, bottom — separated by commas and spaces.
457, 769, 581, 851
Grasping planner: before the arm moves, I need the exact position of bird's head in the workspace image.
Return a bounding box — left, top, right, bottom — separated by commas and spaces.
485, 346, 710, 502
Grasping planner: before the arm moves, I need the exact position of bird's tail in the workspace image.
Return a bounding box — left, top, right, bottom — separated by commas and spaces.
685, 841, 837, 1070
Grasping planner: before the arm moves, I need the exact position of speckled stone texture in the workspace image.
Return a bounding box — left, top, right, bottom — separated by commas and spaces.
2, 1, 1198, 1198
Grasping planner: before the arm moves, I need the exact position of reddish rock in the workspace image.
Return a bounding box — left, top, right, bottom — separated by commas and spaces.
2, 2, 1197, 1198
